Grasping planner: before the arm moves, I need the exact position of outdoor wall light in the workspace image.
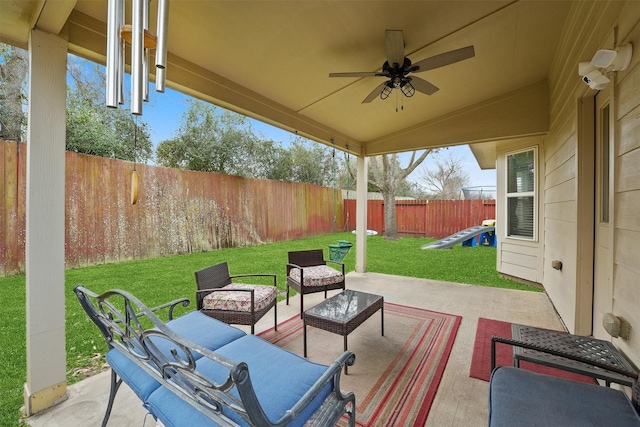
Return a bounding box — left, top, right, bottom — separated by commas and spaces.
602, 313, 631, 340
578, 43, 633, 91
592, 44, 633, 71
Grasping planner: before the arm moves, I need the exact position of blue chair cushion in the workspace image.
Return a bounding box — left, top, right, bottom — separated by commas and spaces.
489, 366, 640, 427
147, 335, 333, 427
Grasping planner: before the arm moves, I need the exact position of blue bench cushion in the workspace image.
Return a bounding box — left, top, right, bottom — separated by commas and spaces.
106, 349, 160, 402
147, 335, 333, 427
107, 311, 246, 402
489, 366, 640, 427
145, 387, 232, 427
156, 311, 247, 361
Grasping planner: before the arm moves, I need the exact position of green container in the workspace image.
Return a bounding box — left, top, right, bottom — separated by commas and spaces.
328, 240, 352, 262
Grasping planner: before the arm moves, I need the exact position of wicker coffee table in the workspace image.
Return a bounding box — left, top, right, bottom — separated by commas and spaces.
303, 290, 384, 372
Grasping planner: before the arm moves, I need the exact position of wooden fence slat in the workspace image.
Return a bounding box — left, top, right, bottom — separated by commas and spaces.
5, 141, 18, 274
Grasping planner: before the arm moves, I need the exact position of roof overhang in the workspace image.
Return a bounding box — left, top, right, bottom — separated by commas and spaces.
1, 0, 571, 163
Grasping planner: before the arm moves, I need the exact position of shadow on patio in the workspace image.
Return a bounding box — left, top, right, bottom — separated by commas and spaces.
26, 272, 562, 427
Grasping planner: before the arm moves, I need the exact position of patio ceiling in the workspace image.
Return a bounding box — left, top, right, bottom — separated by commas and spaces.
0, 1, 571, 166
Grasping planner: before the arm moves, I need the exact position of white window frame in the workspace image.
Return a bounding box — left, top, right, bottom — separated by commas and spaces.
505, 147, 537, 241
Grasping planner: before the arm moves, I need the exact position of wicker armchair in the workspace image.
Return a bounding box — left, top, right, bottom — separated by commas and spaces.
286, 249, 345, 317
195, 262, 277, 334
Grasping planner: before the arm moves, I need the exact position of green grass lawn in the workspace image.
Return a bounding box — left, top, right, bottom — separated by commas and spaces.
0, 232, 538, 425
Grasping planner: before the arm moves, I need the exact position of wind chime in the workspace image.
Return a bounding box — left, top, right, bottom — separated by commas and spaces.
105, 0, 169, 204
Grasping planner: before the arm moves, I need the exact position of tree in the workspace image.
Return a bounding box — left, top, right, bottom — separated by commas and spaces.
66, 56, 153, 162
368, 151, 433, 240
419, 153, 470, 199
245, 139, 293, 181
0, 44, 28, 141
288, 136, 335, 186
156, 104, 338, 186
155, 99, 258, 176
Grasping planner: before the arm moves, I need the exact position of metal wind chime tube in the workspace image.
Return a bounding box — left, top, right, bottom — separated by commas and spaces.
131, 0, 144, 115
155, 0, 169, 92
155, 67, 166, 93
105, 0, 169, 112
105, 0, 123, 108
142, 0, 150, 102
118, 1, 125, 105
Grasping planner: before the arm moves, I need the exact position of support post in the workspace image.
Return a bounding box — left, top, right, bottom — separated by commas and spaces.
355, 156, 368, 273
24, 29, 68, 415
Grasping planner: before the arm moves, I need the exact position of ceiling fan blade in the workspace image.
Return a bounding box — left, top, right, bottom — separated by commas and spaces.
410, 76, 439, 95
329, 71, 383, 78
362, 81, 388, 103
410, 45, 475, 73
385, 29, 405, 67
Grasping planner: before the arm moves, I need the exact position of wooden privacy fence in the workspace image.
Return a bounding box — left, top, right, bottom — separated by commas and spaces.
1, 140, 342, 277
344, 199, 496, 239
2, 139, 494, 277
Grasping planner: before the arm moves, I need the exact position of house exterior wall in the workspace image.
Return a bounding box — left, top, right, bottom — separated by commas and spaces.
496, 137, 545, 284
495, 1, 640, 368
612, 6, 640, 366
543, 0, 625, 338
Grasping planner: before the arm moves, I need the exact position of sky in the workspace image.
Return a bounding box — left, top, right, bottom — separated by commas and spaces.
139, 78, 497, 189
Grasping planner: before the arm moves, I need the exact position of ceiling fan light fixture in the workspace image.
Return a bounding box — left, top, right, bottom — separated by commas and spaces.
401, 82, 415, 97
380, 84, 393, 100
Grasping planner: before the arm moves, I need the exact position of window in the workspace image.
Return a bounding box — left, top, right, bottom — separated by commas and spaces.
599, 104, 610, 224
506, 148, 536, 239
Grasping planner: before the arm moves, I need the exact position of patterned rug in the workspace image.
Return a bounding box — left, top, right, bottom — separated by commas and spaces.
259, 303, 461, 426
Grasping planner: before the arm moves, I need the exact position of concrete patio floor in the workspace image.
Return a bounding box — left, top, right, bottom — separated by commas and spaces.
26, 272, 564, 426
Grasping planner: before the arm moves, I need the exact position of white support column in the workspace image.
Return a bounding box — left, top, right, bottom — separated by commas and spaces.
355, 156, 368, 273
24, 29, 68, 415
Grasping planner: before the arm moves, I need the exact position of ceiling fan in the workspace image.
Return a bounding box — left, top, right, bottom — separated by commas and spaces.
329, 30, 475, 103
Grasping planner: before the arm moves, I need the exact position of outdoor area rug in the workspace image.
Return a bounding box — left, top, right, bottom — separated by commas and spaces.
258, 302, 461, 427
469, 317, 595, 383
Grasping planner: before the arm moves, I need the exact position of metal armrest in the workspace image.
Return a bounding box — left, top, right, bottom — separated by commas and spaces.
286, 263, 304, 281
142, 298, 191, 320
325, 260, 345, 274
286, 262, 303, 270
